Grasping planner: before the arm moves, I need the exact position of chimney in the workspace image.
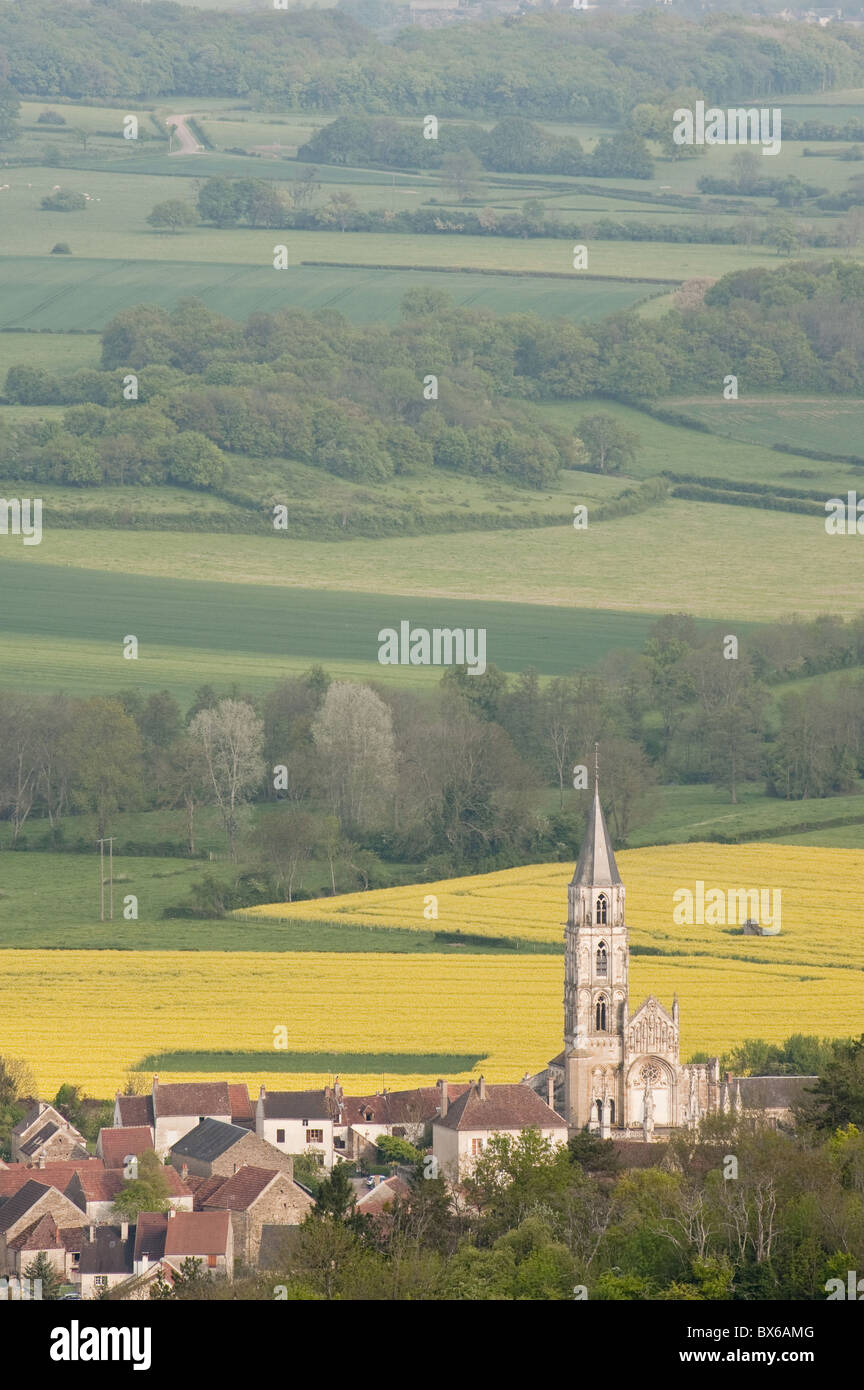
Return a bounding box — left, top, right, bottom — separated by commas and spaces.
88, 1225, 95, 1242
547, 1075, 555, 1111
438, 1079, 448, 1119
259, 1084, 266, 1100
120, 1221, 129, 1241
478, 1075, 486, 1101
38, 1154, 46, 1170
181, 1163, 189, 1181
153, 1074, 159, 1092
167, 1208, 175, 1220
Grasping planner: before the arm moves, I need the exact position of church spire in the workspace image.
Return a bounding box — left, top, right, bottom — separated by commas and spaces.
571, 748, 621, 888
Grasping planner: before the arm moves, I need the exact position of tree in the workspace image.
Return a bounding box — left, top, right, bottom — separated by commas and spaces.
197, 177, 242, 227
65, 698, 143, 837
113, 1149, 172, 1221
146, 199, 197, 234
312, 683, 396, 833
0, 1054, 36, 1109
189, 699, 265, 857
0, 76, 20, 143
314, 1162, 357, 1221
798, 1036, 864, 1132
322, 190, 358, 231
440, 149, 483, 202
577, 413, 640, 474
253, 805, 327, 902
23, 1252, 64, 1300
289, 166, 321, 210
376, 1134, 423, 1164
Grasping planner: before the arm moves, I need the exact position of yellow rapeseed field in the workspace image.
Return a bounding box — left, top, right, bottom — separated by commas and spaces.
4, 846, 862, 1098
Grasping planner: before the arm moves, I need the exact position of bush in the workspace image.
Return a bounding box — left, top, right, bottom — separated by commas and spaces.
50, 242, 71, 254
37, 110, 67, 126
41, 189, 87, 212
376, 1134, 423, 1164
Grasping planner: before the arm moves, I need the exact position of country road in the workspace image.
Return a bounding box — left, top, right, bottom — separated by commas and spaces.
166, 114, 203, 156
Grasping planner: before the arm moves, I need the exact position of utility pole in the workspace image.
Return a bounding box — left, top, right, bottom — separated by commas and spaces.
97, 837, 116, 920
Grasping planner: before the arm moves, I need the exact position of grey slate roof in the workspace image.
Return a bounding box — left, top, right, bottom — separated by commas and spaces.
0, 1180, 55, 1234
170, 1118, 251, 1162
737, 1076, 818, 1110
571, 786, 621, 888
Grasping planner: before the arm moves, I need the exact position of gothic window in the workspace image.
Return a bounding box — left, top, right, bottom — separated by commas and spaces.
609, 1099, 615, 1124
596, 941, 608, 976
596, 894, 608, 925
595, 1099, 603, 1123
595, 996, 607, 1031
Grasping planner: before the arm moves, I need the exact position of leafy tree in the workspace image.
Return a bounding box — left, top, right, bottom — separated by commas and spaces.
0, 76, 20, 142
146, 199, 197, 234
113, 1149, 172, 1221
41, 189, 86, 212
577, 413, 640, 473
440, 149, 483, 202
65, 697, 143, 837
197, 177, 242, 227
314, 1161, 357, 1220
376, 1134, 423, 1164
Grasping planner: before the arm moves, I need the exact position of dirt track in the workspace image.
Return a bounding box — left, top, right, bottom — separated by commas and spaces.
166, 114, 202, 156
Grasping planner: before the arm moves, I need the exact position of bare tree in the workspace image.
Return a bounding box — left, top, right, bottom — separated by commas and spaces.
189, 699, 265, 858
312, 682, 396, 833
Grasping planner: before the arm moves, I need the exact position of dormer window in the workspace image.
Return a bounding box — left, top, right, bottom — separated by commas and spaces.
596, 942, 608, 976
596, 894, 608, 925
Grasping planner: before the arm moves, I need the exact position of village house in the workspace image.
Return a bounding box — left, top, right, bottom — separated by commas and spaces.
256, 1086, 342, 1168
77, 1224, 134, 1298
356, 1173, 412, 1220
96, 1126, 154, 1169
132, 1208, 234, 1280
196, 1165, 314, 1266
0, 1158, 104, 1202
0, 1179, 86, 1280
11, 1103, 88, 1165
432, 1077, 568, 1181
113, 1078, 253, 1153
339, 1083, 470, 1161
169, 1118, 295, 1181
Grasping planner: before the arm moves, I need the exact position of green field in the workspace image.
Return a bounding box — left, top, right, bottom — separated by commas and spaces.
0, 256, 664, 330
663, 397, 864, 461
0, 556, 677, 695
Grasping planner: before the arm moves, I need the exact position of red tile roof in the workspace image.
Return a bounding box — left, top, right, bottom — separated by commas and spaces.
187, 1175, 227, 1209
98, 1127, 154, 1167
201, 1167, 276, 1212
356, 1175, 411, 1215
163, 1210, 230, 1257
342, 1085, 469, 1127
66, 1169, 125, 1204
435, 1082, 567, 1133
228, 1084, 253, 1122
153, 1082, 231, 1119
0, 1161, 103, 1200
116, 1095, 154, 1128
8, 1213, 63, 1252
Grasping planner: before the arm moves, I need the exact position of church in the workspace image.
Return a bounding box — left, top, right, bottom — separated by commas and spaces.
542, 770, 732, 1140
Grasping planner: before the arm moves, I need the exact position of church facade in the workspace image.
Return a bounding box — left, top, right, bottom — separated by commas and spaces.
554, 777, 727, 1139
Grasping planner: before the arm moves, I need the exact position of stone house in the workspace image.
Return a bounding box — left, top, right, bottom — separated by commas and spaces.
11, 1104, 88, 1165
256, 1087, 342, 1169
197, 1165, 314, 1266
432, 1077, 568, 1181
113, 1080, 253, 1141
169, 1118, 295, 1181
0, 1180, 85, 1279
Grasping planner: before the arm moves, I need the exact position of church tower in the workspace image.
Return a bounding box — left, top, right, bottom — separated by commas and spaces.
563, 757, 628, 1133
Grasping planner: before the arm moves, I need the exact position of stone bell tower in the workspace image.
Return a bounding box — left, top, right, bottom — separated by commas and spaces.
563, 751, 629, 1133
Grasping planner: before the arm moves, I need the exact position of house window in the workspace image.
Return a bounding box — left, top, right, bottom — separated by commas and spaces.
276, 1129, 285, 1144
71, 1253, 80, 1266
596, 942, 608, 976
93, 1275, 108, 1288
471, 1138, 484, 1156
595, 995, 607, 1031
207, 1255, 218, 1268
596, 894, 608, 925
392, 1127, 406, 1138
306, 1129, 324, 1144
